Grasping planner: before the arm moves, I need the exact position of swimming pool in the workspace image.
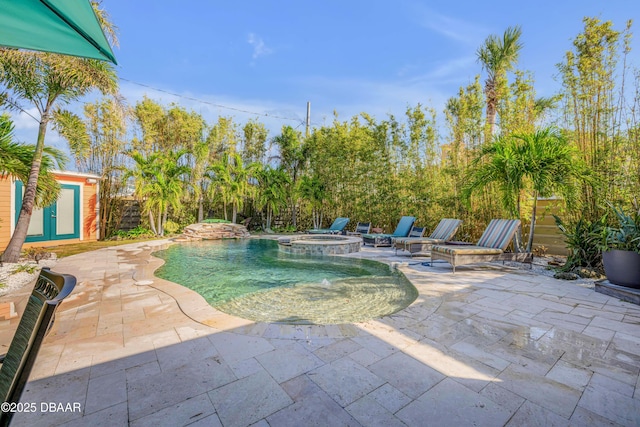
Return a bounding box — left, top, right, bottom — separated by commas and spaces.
153, 239, 417, 324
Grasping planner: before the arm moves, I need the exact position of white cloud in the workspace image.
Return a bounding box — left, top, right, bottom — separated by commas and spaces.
405, 55, 478, 84
411, 5, 490, 46
247, 33, 273, 61
295, 52, 484, 125
10, 108, 40, 131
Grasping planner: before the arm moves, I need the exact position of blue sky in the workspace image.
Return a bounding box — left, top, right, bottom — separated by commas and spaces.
11, 0, 640, 151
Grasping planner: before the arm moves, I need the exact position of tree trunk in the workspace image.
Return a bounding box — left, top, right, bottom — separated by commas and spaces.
157, 209, 163, 236
161, 209, 168, 236
266, 206, 272, 230
197, 196, 204, 222
1, 116, 48, 263
514, 196, 523, 250
99, 179, 108, 240
486, 101, 497, 138
148, 210, 158, 235
289, 197, 297, 228
526, 192, 539, 253
232, 204, 237, 224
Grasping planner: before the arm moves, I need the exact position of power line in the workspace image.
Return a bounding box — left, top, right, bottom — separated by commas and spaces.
3, 97, 39, 123
119, 77, 304, 125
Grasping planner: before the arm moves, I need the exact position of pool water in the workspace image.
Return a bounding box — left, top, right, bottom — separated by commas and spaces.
153, 239, 418, 324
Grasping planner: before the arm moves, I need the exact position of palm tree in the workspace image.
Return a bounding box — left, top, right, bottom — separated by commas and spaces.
206, 153, 233, 221
255, 166, 290, 232
190, 139, 211, 223
207, 152, 259, 223
514, 128, 587, 251
463, 134, 523, 218
126, 151, 162, 235
156, 150, 191, 235
126, 149, 190, 236
0, 114, 67, 208
298, 175, 327, 229
463, 126, 587, 252
0, 20, 118, 261
476, 26, 523, 137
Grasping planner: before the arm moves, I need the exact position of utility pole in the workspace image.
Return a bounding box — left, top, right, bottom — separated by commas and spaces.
305, 101, 310, 138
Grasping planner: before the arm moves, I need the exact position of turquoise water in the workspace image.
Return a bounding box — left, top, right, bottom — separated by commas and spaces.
153, 239, 418, 324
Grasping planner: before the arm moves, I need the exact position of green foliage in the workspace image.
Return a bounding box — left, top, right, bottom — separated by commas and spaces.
241, 119, 268, 163
0, 31, 118, 263
163, 220, 181, 234
126, 148, 191, 235
75, 97, 129, 238
0, 114, 67, 208
112, 226, 155, 239
554, 214, 607, 272
558, 17, 633, 220
53, 109, 91, 160
604, 204, 640, 253
463, 127, 587, 251
272, 225, 297, 233
477, 25, 523, 136
11, 264, 38, 274
297, 175, 326, 229
206, 152, 260, 223
255, 166, 290, 230
22, 247, 51, 263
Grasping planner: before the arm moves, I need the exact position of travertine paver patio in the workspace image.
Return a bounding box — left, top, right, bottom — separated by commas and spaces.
1, 238, 639, 426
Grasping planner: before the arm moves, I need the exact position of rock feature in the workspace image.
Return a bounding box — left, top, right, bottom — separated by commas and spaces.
179, 222, 250, 241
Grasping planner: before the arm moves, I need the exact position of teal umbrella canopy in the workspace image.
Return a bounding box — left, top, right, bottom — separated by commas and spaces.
0, 0, 117, 64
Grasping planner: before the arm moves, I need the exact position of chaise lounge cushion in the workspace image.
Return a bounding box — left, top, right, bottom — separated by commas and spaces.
308, 217, 349, 234
475, 219, 520, 249
395, 219, 463, 255
362, 216, 416, 247
429, 219, 525, 272
431, 245, 503, 256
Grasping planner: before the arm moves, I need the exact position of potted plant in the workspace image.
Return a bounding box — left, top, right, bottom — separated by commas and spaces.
602, 204, 640, 288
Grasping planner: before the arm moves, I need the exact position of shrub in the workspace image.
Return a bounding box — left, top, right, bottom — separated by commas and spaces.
201, 218, 231, 224
273, 225, 297, 233
12, 264, 37, 274
111, 226, 155, 240
604, 204, 640, 253
554, 214, 607, 273
163, 220, 181, 234
22, 247, 51, 263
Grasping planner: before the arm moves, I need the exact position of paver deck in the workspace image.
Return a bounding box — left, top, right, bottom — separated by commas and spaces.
1, 238, 639, 426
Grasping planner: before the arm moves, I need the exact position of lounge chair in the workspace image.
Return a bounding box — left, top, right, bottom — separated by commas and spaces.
346, 222, 371, 237
362, 216, 416, 247
429, 219, 532, 273
394, 218, 463, 256
307, 217, 349, 235
393, 226, 427, 254
0, 268, 76, 426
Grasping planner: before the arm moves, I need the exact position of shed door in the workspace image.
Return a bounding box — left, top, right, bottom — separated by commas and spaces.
15, 182, 80, 242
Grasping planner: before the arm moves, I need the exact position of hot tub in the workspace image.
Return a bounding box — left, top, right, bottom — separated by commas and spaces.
278, 234, 361, 255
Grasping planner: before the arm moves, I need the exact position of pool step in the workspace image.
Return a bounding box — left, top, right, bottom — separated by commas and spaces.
278, 238, 292, 246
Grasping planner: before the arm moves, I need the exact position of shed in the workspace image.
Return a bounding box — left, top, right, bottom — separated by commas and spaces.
0, 171, 100, 249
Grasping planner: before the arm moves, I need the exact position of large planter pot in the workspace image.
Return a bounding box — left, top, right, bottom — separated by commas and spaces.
602, 249, 640, 288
